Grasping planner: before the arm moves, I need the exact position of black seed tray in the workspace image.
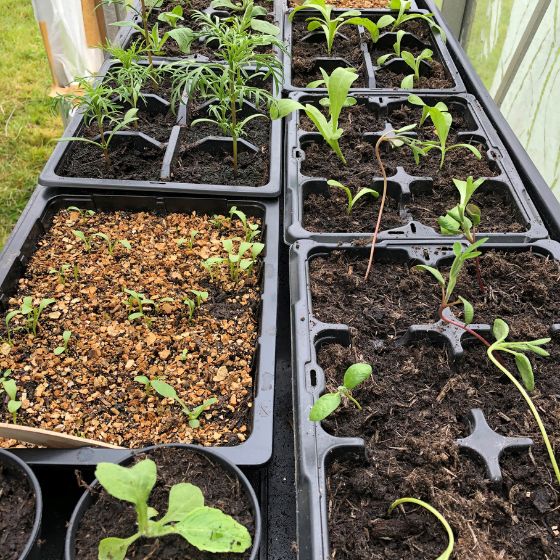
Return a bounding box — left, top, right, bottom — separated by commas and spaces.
289, 238, 560, 560
39, 60, 283, 197
284, 92, 548, 244
282, 8, 465, 93
0, 185, 279, 468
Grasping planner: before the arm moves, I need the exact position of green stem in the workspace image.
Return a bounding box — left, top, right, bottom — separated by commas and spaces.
347, 394, 362, 411
140, 0, 153, 66
487, 346, 560, 487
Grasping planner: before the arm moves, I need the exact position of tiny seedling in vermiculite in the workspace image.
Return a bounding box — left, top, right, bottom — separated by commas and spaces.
0, 369, 22, 424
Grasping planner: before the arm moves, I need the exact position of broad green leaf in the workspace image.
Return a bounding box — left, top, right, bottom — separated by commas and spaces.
269, 99, 304, 120
160, 483, 205, 524
95, 459, 157, 507
346, 17, 379, 42
98, 535, 139, 560
492, 318, 509, 343
437, 213, 461, 235
515, 353, 535, 391
309, 392, 342, 421
400, 74, 414, 89
168, 28, 196, 54
401, 50, 416, 72
151, 379, 179, 400
343, 363, 372, 390
414, 265, 445, 286
429, 107, 451, 147
174, 506, 252, 553
134, 375, 150, 384
3, 379, 17, 400
407, 94, 424, 106
250, 18, 280, 35
7, 400, 21, 413
326, 67, 359, 126
377, 14, 395, 28
21, 297, 34, 315
458, 296, 474, 325
120, 240, 132, 250
377, 53, 394, 66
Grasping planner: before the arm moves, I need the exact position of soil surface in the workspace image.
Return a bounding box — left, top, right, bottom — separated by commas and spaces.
321, 338, 560, 559
74, 446, 255, 559
299, 100, 524, 233
0, 461, 36, 560
171, 99, 271, 186
375, 59, 453, 89
291, 19, 368, 88
0, 207, 264, 448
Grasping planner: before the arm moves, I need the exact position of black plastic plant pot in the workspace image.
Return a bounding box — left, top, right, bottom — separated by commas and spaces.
0, 186, 278, 467
64, 443, 262, 560
282, 7, 465, 93
39, 60, 283, 197
289, 238, 560, 559
283, 92, 551, 244
0, 449, 43, 560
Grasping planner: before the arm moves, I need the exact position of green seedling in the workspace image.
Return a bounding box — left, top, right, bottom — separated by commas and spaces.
95, 459, 251, 559
487, 319, 559, 486
380, 0, 446, 40
309, 363, 372, 421
438, 176, 486, 291
229, 206, 260, 241
49, 264, 72, 285
67, 206, 95, 218
202, 257, 224, 280
6, 297, 56, 340
55, 78, 138, 165
290, 0, 385, 54
73, 230, 92, 251
327, 180, 379, 214
54, 330, 72, 356
400, 49, 433, 88
210, 215, 228, 230
271, 67, 358, 164
0, 370, 22, 424
211, 0, 268, 13
179, 349, 189, 361
376, 29, 407, 65
223, 239, 264, 281
183, 290, 208, 321
134, 375, 154, 395
176, 230, 199, 249
158, 5, 184, 27
150, 379, 217, 428
407, 94, 448, 126
124, 288, 155, 324
73, 265, 80, 282
93, 233, 132, 256
388, 498, 454, 560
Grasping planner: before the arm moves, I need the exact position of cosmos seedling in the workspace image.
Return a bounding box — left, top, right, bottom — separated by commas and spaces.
309, 363, 372, 421
183, 290, 208, 321
67, 206, 95, 218
271, 67, 358, 164
388, 498, 454, 560
73, 230, 92, 251
124, 289, 156, 325
0, 370, 22, 424
176, 230, 199, 249
134, 375, 154, 395
93, 233, 132, 256
49, 264, 72, 285
95, 459, 251, 560
290, 0, 384, 54
400, 49, 433, 88
223, 239, 264, 281
229, 206, 260, 242
376, 29, 407, 65
54, 330, 72, 356
327, 180, 379, 214
407, 94, 448, 125
6, 297, 56, 340
487, 319, 559, 486
380, 0, 446, 40
150, 379, 218, 428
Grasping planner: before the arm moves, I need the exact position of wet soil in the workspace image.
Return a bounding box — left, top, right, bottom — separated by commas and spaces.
74, 446, 255, 559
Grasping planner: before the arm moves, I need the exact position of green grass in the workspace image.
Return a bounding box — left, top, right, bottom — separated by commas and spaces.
0, 1, 62, 247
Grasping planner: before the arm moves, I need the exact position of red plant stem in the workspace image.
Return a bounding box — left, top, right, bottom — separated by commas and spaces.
365, 134, 389, 281
438, 304, 492, 348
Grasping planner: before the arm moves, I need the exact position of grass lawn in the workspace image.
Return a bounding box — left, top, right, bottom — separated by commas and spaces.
0, 0, 61, 247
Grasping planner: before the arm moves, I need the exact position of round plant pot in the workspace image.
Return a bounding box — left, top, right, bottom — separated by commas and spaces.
64, 443, 262, 560
0, 449, 43, 560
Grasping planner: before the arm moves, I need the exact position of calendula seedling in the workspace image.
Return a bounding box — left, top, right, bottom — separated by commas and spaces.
93, 233, 132, 256
229, 206, 261, 242
95, 459, 251, 560
73, 230, 93, 252
290, 0, 384, 54
380, 0, 446, 40
376, 29, 407, 65
6, 297, 56, 339
0, 370, 22, 424
309, 363, 372, 421
49, 264, 72, 285
387, 498, 454, 560
150, 379, 218, 428
54, 78, 138, 165
407, 95, 448, 126
271, 67, 358, 164
67, 206, 95, 218
487, 319, 560, 486
400, 49, 433, 89
438, 176, 486, 291
327, 180, 379, 214
211, 0, 265, 12
183, 290, 208, 321
54, 330, 72, 356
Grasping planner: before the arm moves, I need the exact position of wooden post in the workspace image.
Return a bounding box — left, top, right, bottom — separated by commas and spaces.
81, 0, 107, 48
